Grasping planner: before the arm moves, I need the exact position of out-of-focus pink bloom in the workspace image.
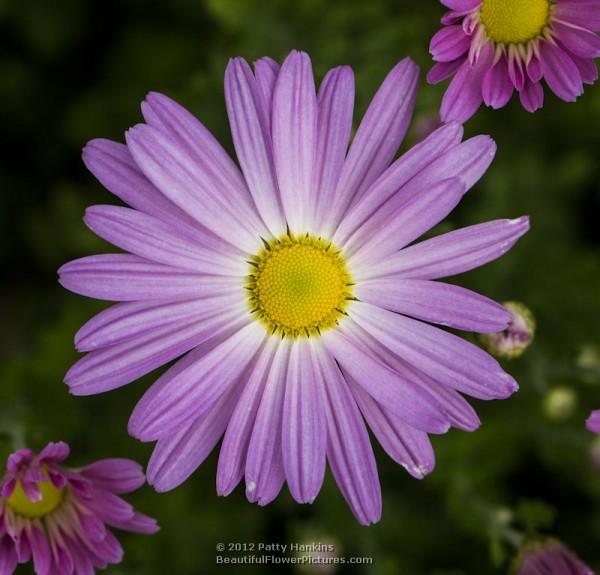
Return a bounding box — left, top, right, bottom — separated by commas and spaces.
0, 442, 158, 575
429, 0, 600, 122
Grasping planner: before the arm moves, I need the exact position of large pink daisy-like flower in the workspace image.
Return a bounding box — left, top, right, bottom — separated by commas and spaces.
0, 442, 158, 575
59, 50, 529, 525
428, 0, 600, 122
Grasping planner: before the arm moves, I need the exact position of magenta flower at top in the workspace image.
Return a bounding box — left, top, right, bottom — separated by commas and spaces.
59, 50, 529, 525
587, 410, 600, 433
0, 442, 158, 575
428, 0, 600, 122
515, 540, 594, 575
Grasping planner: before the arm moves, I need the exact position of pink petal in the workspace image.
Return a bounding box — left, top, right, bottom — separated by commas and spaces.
568, 51, 599, 84
440, 42, 494, 123
441, 0, 480, 10
349, 380, 435, 479
334, 122, 464, 247
323, 324, 451, 433
316, 346, 382, 525
430, 25, 471, 62
245, 342, 290, 506
225, 58, 286, 236
129, 322, 264, 441
140, 91, 256, 218
323, 59, 419, 236
59, 254, 239, 302
354, 332, 482, 432
147, 382, 242, 491
482, 56, 514, 109
351, 301, 518, 400
527, 55, 543, 83
355, 279, 511, 333
358, 216, 530, 281
216, 339, 279, 496
427, 58, 464, 84
539, 40, 584, 101
553, 1, 600, 32
519, 79, 545, 112
507, 46, 525, 91
313, 66, 355, 234
82, 139, 196, 230
282, 340, 327, 503
125, 124, 265, 253
80, 459, 145, 494
84, 205, 244, 275
75, 295, 241, 352
347, 178, 465, 266
66, 307, 245, 395
553, 20, 600, 58
272, 50, 318, 232
253, 56, 280, 131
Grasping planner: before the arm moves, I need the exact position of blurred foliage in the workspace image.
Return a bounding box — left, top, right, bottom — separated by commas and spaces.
1, 0, 600, 574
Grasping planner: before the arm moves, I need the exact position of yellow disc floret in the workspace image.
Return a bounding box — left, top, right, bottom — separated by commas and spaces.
247, 233, 353, 338
480, 0, 551, 44
7, 476, 64, 518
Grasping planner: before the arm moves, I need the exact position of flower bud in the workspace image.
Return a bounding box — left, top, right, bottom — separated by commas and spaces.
479, 302, 535, 359
543, 387, 577, 422
295, 536, 340, 574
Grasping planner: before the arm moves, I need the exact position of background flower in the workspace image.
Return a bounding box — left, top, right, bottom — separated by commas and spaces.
0, 442, 158, 575
428, 0, 600, 122
514, 540, 593, 575
587, 410, 600, 433
1, 0, 600, 572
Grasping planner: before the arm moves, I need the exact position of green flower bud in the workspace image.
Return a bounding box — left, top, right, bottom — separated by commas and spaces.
479, 301, 535, 359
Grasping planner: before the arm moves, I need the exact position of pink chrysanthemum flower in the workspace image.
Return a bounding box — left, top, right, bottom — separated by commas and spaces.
428, 0, 600, 122
59, 50, 529, 525
514, 540, 594, 575
0, 442, 158, 574
587, 409, 600, 433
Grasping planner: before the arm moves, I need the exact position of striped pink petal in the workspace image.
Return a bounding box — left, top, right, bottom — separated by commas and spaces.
355, 279, 511, 333
272, 51, 317, 232
282, 340, 327, 503
225, 58, 286, 237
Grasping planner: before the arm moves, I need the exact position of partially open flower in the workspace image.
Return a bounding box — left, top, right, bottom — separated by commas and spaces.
514, 540, 593, 575
0, 442, 158, 575
428, 0, 600, 122
479, 301, 535, 358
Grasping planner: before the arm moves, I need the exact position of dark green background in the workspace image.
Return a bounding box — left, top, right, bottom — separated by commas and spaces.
1, 0, 600, 573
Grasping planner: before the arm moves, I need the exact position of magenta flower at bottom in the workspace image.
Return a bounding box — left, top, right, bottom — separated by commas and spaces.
59, 50, 529, 525
515, 540, 594, 575
0, 442, 158, 575
428, 0, 600, 122
587, 410, 600, 433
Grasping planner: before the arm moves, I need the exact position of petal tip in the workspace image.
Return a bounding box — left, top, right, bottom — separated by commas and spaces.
124, 123, 148, 144
511, 215, 531, 233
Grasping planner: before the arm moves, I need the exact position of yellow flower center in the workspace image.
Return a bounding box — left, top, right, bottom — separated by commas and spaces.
247, 234, 353, 338
480, 0, 551, 44
6, 476, 64, 518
